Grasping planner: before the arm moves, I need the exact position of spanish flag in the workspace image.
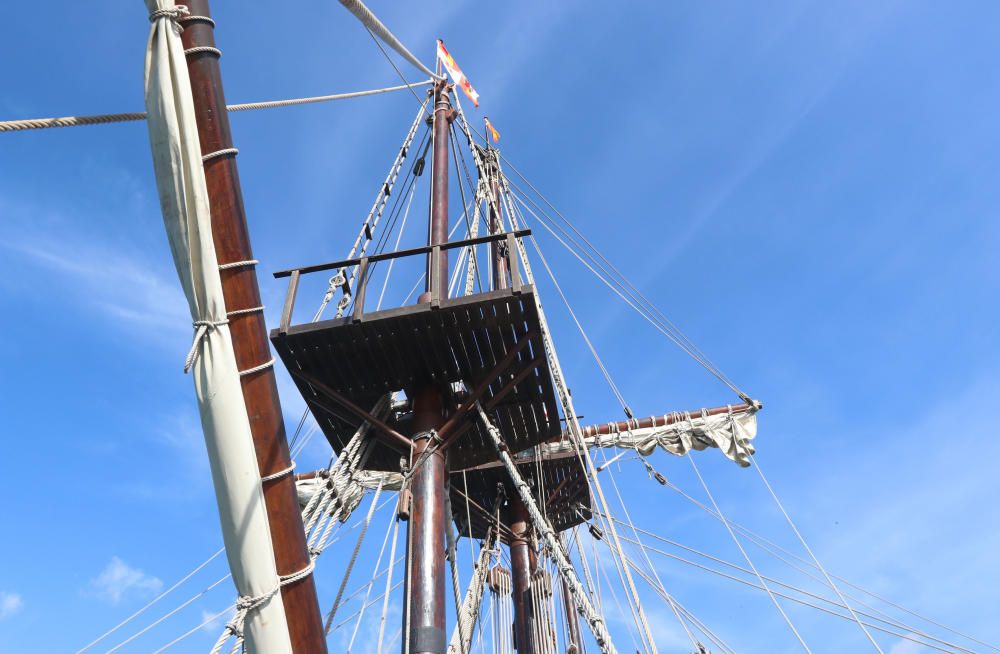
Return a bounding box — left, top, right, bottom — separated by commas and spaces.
484, 117, 500, 143
437, 39, 480, 107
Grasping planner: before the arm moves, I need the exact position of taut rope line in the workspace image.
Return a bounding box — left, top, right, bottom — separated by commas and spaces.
0, 81, 431, 132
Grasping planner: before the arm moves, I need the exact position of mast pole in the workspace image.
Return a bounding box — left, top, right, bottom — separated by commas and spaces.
509, 497, 538, 654
405, 78, 454, 654
484, 142, 537, 653
180, 3, 327, 651
560, 571, 582, 654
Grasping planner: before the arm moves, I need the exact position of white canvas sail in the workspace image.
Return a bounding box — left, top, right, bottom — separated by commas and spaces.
143, 2, 292, 651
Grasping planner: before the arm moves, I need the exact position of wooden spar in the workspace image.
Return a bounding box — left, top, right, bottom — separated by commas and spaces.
180, 3, 327, 651
577, 402, 758, 438
404, 79, 454, 654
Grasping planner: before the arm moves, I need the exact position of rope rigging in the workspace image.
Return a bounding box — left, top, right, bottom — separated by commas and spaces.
0, 82, 431, 132
59, 26, 997, 654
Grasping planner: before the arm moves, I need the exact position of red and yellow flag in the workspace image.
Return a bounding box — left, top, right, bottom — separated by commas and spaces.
484, 116, 500, 143
437, 39, 480, 107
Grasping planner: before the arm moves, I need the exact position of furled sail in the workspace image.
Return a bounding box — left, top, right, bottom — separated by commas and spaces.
143, 2, 292, 651
538, 408, 758, 467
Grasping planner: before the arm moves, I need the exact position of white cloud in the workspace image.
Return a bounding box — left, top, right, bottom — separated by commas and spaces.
3, 235, 188, 343
200, 609, 225, 634
89, 557, 163, 604
0, 592, 23, 619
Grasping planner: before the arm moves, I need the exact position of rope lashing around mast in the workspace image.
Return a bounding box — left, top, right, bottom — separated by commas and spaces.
335, 0, 443, 81
0, 81, 431, 132
208, 559, 316, 654
475, 403, 618, 654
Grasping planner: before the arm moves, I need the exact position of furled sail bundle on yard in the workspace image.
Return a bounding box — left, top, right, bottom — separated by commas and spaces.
539, 404, 759, 468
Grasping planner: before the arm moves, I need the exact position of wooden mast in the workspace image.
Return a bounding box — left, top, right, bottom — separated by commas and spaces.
180, 2, 327, 651
404, 78, 454, 654
483, 144, 538, 653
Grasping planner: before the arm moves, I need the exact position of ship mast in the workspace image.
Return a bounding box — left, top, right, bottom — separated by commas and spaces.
404, 77, 455, 654
483, 145, 538, 654
181, 2, 327, 651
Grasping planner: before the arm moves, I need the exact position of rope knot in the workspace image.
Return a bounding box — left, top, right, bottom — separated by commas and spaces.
148, 5, 190, 23
184, 318, 229, 373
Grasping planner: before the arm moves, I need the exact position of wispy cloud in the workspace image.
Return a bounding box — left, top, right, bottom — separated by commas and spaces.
200, 608, 225, 634
0, 591, 23, 620
88, 557, 163, 605
1, 232, 188, 344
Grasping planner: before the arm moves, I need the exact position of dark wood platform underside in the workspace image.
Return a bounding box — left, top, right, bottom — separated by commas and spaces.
271, 287, 562, 471
450, 447, 592, 541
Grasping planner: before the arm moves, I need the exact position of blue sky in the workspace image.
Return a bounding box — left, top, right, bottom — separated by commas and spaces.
1, 1, 998, 652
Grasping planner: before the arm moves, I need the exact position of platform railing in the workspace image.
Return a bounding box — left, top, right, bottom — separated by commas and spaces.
274, 229, 531, 333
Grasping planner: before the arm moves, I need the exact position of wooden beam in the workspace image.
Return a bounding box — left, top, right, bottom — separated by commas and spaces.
180, 4, 326, 650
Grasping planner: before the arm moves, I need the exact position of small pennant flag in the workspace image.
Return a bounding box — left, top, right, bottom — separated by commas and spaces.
437, 39, 480, 107
484, 117, 500, 143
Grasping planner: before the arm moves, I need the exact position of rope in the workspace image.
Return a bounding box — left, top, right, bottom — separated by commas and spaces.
210, 559, 316, 654
259, 461, 295, 483
335, 0, 443, 81
0, 82, 431, 133
447, 538, 495, 654
444, 493, 470, 654
625, 562, 734, 654
749, 453, 885, 652
324, 494, 396, 634
149, 6, 189, 22
178, 14, 215, 28
645, 462, 999, 653
605, 456, 700, 650
475, 403, 618, 654
687, 454, 813, 652
238, 357, 274, 377
151, 603, 236, 654
376, 510, 401, 654
184, 45, 222, 57
217, 259, 257, 270
102, 573, 232, 654
74, 547, 226, 653
202, 147, 238, 162
499, 189, 658, 654
226, 305, 264, 317
623, 544, 965, 654
615, 527, 977, 654
324, 482, 383, 630
184, 319, 228, 373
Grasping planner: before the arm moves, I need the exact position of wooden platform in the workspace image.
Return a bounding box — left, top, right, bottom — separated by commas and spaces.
450, 446, 592, 541
271, 286, 562, 471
